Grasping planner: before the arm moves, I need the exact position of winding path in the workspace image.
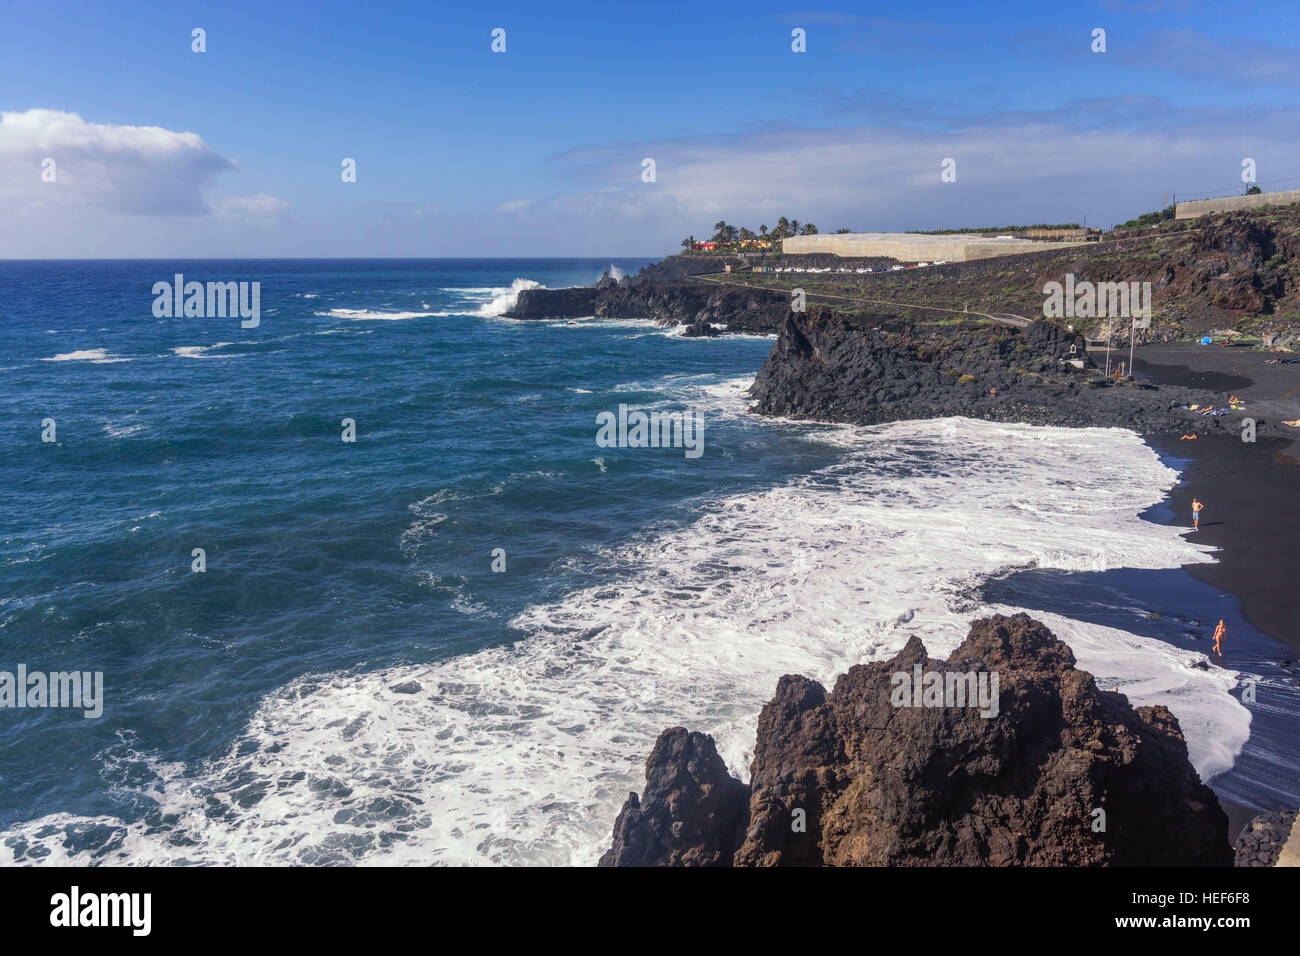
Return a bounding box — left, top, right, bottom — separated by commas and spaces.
695, 273, 1035, 328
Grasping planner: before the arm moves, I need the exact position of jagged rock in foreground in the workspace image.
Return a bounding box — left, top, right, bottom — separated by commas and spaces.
602, 614, 1233, 866
1234, 810, 1299, 866
597, 728, 749, 866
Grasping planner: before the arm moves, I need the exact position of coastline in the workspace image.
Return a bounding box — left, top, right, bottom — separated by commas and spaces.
1144, 454, 1300, 837
1111, 344, 1300, 833
1132, 343, 1300, 654
523, 266, 1300, 832
1144, 432, 1300, 653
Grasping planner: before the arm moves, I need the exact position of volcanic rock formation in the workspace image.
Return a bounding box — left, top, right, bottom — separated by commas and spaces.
601, 614, 1233, 866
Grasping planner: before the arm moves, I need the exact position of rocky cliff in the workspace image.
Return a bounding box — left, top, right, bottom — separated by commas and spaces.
748, 307, 1254, 435
601, 614, 1233, 866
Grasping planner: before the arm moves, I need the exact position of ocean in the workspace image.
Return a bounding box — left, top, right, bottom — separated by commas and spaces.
0, 258, 1294, 865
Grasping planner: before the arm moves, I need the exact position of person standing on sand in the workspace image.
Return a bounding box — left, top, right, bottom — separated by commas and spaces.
1192, 498, 1203, 531
1213, 620, 1226, 657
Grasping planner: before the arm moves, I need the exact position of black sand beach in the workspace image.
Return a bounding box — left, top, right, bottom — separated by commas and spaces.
1129, 342, 1300, 833
1134, 343, 1300, 654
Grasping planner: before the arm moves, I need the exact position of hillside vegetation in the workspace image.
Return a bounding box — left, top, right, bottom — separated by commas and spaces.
703, 205, 1300, 341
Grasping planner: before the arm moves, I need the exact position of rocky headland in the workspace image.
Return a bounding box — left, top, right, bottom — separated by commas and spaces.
747, 307, 1272, 437
507, 261, 790, 335
507, 208, 1300, 439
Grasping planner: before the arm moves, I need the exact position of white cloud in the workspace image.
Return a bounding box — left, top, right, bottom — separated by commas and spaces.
530, 99, 1300, 241
214, 192, 290, 218
0, 108, 235, 215
496, 199, 535, 213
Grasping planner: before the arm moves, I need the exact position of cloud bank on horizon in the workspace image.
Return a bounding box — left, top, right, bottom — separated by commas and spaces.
1, 0, 1297, 258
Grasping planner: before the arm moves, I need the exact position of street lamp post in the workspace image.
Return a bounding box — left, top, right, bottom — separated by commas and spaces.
1128, 317, 1138, 380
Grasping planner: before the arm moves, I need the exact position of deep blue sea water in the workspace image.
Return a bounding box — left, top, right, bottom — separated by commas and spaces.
0, 259, 1293, 864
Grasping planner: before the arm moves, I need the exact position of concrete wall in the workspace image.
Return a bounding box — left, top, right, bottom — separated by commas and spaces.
782, 232, 1086, 261
1175, 189, 1300, 220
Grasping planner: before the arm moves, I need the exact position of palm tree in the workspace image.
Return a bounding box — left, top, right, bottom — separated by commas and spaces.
712, 221, 739, 244
775, 216, 791, 239
789, 219, 801, 236
801, 223, 818, 235
759, 225, 768, 237
681, 235, 696, 251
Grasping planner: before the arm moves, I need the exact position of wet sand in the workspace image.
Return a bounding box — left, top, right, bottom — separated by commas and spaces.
1132, 343, 1300, 828
1134, 343, 1300, 654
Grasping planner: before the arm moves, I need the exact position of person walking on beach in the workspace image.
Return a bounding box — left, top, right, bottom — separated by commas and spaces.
1213, 619, 1226, 658
1192, 498, 1203, 531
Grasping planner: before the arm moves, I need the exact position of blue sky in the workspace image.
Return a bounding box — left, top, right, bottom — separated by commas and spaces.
2, 0, 1298, 256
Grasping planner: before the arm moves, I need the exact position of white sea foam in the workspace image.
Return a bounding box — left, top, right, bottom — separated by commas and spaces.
103, 422, 146, 438
474, 278, 543, 317
0, 407, 1249, 867
172, 343, 234, 359
41, 349, 129, 364
315, 309, 440, 321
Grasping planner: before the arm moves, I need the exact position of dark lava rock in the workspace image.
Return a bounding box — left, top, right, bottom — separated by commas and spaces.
598, 728, 749, 867
594, 282, 788, 334
505, 257, 788, 334
508, 286, 598, 320
748, 307, 1250, 436
1234, 809, 1298, 866
602, 614, 1233, 867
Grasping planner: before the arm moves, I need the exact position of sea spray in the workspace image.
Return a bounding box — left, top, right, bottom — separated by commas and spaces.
477, 278, 544, 317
